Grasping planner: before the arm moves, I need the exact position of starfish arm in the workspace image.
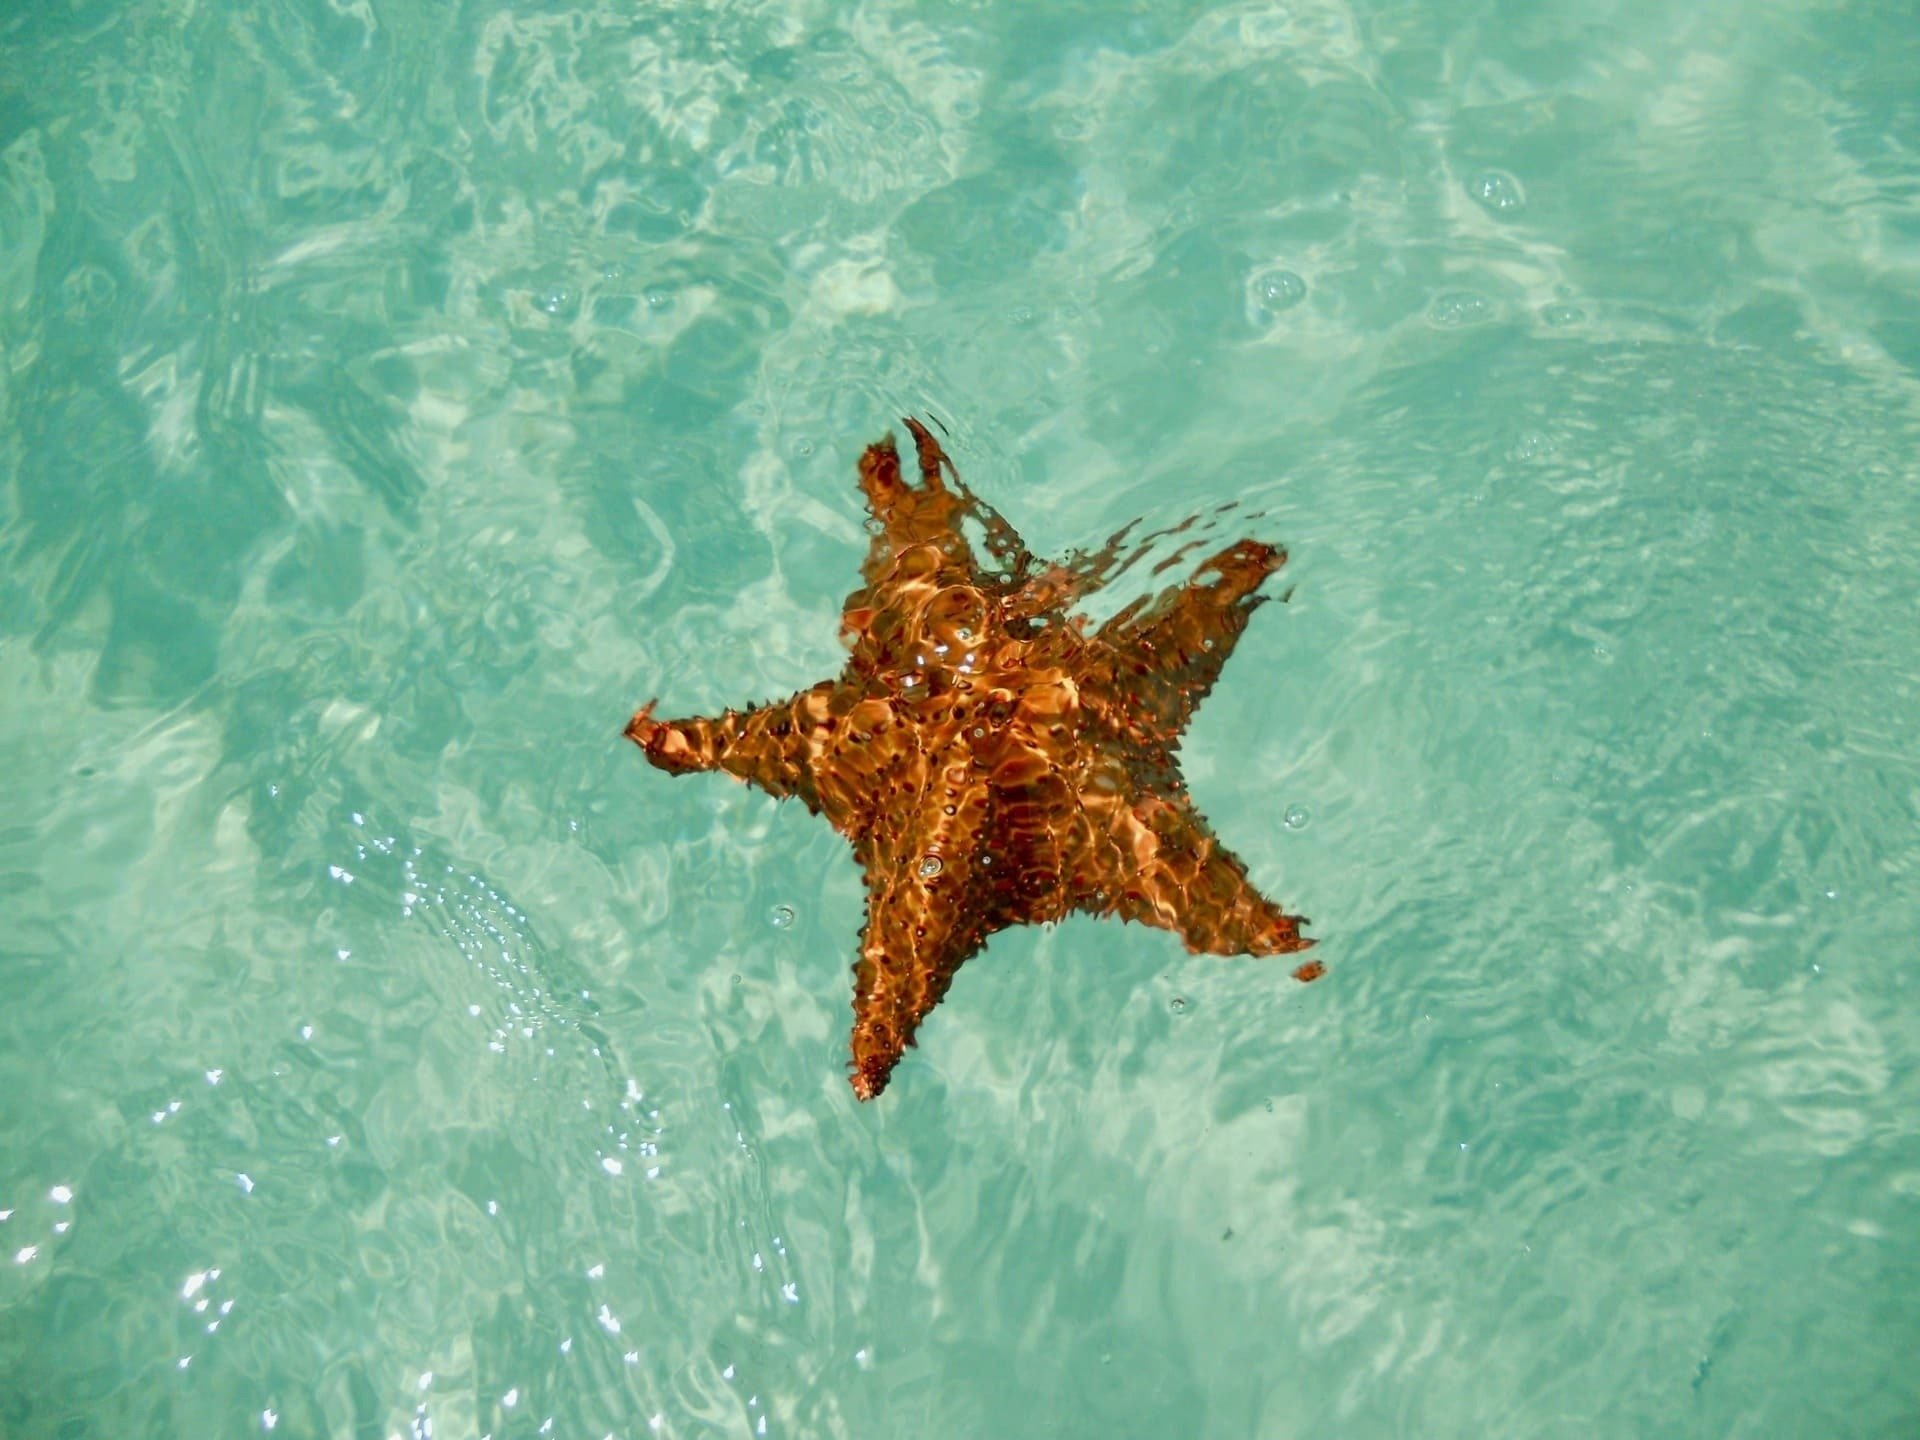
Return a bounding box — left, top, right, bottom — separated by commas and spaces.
903, 417, 1036, 579
901, 415, 956, 487
855, 427, 916, 523
853, 424, 958, 574
1010, 502, 1245, 614
1089, 538, 1288, 735
846, 794, 994, 1100
851, 421, 1033, 599
1082, 785, 1311, 959
624, 683, 835, 811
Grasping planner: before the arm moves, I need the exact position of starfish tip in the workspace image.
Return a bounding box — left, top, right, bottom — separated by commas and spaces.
849, 1057, 891, 1102
623, 702, 657, 744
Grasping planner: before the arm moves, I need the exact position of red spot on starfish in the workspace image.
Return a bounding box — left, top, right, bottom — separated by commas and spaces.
627, 418, 1315, 1099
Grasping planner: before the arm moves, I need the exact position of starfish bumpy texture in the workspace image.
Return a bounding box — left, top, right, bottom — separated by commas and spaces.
628, 419, 1318, 1100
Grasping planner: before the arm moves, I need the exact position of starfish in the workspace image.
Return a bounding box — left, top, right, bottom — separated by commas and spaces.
627, 418, 1318, 1100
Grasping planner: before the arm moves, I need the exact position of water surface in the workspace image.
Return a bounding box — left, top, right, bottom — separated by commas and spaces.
3, 2, 1918, 1436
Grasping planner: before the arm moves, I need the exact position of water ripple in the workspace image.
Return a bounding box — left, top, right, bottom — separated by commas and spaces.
4, 1, 1920, 1436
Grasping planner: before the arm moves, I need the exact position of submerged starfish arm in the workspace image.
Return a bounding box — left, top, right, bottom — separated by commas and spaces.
625, 683, 836, 811
853, 420, 1034, 594
1092, 537, 1288, 736
1080, 785, 1312, 960
853, 427, 959, 583
846, 809, 995, 1100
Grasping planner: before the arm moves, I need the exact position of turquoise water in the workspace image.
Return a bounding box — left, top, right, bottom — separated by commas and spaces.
4, 0, 1919, 1434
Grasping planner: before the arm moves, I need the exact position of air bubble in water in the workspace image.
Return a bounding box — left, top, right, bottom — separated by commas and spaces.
769, 905, 796, 930
1284, 804, 1311, 830
1246, 266, 1306, 326
1260, 270, 1304, 305
1429, 292, 1492, 328
1468, 170, 1524, 213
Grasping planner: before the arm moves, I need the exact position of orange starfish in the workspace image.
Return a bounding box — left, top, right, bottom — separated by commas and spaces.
628, 419, 1317, 1100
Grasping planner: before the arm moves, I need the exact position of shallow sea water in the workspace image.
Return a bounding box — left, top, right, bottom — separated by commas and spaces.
4, 2, 1920, 1436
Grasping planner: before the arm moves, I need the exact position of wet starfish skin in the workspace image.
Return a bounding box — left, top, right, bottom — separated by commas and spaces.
628, 418, 1317, 1100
